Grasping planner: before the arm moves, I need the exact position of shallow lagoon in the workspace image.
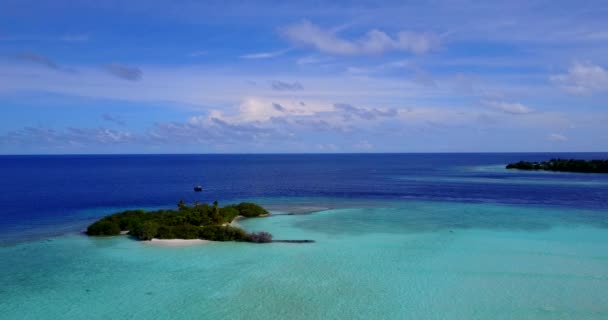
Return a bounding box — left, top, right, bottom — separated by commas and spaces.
2, 199, 608, 320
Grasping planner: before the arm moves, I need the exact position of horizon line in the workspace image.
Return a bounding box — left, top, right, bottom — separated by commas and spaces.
1, 151, 608, 156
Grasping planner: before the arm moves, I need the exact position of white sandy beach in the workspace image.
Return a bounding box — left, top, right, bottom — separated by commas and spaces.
139, 214, 266, 246
229, 215, 245, 227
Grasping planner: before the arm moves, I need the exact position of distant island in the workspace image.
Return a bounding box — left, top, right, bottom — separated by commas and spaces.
87, 201, 274, 243
506, 159, 608, 173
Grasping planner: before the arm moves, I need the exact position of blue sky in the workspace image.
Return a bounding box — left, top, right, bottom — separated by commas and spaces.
1, 0, 607, 154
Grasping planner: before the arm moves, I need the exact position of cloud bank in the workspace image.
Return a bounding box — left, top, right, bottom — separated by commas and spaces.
270, 80, 303, 91
550, 62, 608, 95
281, 20, 440, 55
483, 100, 534, 115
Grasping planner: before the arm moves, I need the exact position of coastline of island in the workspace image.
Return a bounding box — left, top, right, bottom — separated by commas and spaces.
147, 214, 253, 246
506, 159, 608, 174
87, 201, 275, 243
87, 201, 314, 245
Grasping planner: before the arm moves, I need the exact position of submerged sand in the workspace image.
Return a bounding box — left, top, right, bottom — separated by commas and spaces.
147, 239, 211, 247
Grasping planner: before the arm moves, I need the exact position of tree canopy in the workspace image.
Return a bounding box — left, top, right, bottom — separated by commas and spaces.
86, 201, 272, 243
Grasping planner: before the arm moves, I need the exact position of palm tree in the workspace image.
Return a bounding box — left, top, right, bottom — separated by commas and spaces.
212, 201, 221, 224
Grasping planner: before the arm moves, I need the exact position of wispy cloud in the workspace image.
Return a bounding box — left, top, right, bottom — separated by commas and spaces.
240, 49, 289, 59
156, 115, 278, 146
334, 103, 398, 120
296, 55, 332, 65
3, 98, 604, 152
550, 62, 608, 95
548, 133, 567, 142
272, 103, 286, 112
281, 20, 440, 55
482, 100, 534, 115
189, 98, 400, 135
0, 119, 276, 149
103, 63, 143, 81
346, 60, 410, 75
15, 52, 60, 70
270, 80, 303, 91
0, 126, 135, 147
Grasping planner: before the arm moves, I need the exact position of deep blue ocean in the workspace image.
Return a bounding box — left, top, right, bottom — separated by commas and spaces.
1, 153, 608, 245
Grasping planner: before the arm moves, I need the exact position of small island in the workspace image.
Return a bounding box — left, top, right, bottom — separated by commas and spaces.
87, 201, 273, 243
506, 159, 608, 173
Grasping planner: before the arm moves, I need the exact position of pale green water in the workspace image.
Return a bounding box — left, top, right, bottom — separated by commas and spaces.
2, 200, 608, 319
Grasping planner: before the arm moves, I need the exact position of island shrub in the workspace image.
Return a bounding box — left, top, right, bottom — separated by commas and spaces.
116, 210, 147, 231
87, 201, 275, 243
132, 221, 159, 240
156, 225, 175, 239
236, 202, 269, 217
220, 206, 240, 223
171, 224, 202, 239
199, 225, 249, 241
249, 232, 273, 243
86, 220, 121, 236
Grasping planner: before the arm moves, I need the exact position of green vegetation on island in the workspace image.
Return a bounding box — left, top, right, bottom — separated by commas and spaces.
86, 201, 273, 243
506, 159, 608, 173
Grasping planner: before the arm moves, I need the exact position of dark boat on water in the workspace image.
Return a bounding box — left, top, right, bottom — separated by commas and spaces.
194, 186, 203, 192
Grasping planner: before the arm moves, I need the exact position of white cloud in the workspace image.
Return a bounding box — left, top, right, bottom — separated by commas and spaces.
296, 55, 331, 65
482, 100, 534, 115
280, 20, 439, 55
394, 31, 441, 54
182, 98, 402, 140
550, 62, 608, 95
548, 133, 567, 142
228, 98, 333, 122
240, 49, 288, 59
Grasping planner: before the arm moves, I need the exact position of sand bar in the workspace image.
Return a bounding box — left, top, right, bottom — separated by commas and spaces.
147, 239, 211, 247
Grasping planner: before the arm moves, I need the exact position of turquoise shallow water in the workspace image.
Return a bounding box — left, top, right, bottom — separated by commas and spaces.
2, 200, 608, 320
